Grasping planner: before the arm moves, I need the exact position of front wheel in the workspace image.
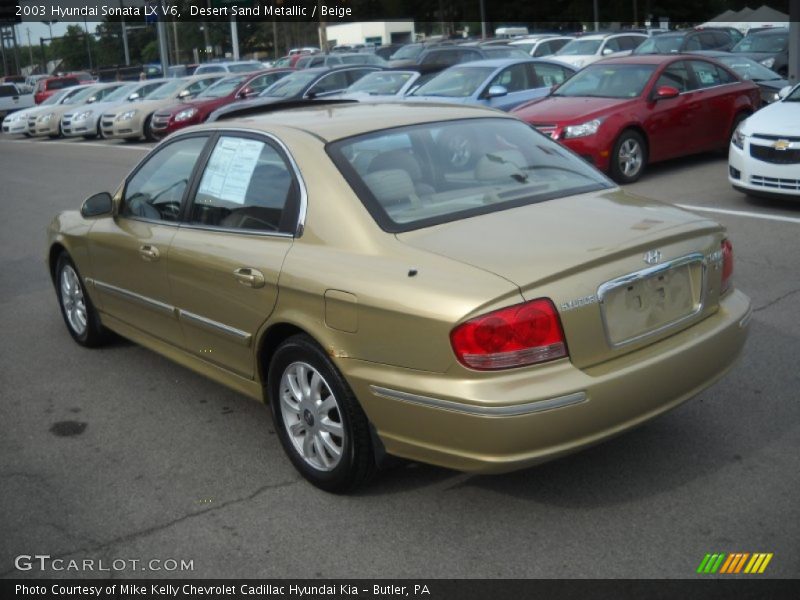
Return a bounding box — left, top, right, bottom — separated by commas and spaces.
55, 253, 109, 347
609, 130, 647, 184
268, 334, 376, 493
143, 114, 155, 142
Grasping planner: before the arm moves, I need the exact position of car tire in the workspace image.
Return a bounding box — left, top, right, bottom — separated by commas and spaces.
143, 114, 155, 142
54, 253, 109, 347
97, 121, 106, 139
268, 334, 376, 493
610, 130, 647, 184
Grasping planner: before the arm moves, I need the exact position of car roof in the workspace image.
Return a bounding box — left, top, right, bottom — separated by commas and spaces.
203, 102, 510, 142
594, 54, 690, 65
454, 58, 534, 68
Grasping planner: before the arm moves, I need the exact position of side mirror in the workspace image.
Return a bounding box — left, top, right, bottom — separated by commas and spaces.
178, 89, 191, 98
654, 85, 680, 100
81, 192, 113, 218
86, 95, 97, 103
778, 85, 792, 99
238, 86, 257, 98
487, 85, 508, 98
602, 47, 614, 55
128, 92, 140, 101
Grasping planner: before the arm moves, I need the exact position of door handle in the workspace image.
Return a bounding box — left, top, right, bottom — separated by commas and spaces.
233, 267, 265, 289
139, 244, 160, 261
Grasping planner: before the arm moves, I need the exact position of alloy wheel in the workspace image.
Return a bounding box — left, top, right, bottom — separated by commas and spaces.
60, 264, 87, 336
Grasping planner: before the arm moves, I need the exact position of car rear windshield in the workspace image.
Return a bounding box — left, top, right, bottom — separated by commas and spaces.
227, 62, 263, 73
412, 66, 495, 97
327, 117, 612, 233
556, 39, 602, 56
553, 64, 655, 98
733, 32, 788, 53
47, 78, 80, 90
633, 34, 684, 54
390, 44, 424, 60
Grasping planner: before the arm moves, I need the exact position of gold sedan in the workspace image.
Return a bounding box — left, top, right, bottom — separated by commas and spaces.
47, 103, 751, 492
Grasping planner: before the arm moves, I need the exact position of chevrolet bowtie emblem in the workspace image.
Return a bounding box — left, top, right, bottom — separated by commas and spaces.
773, 139, 791, 151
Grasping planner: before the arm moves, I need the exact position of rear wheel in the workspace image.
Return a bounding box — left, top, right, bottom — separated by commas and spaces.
609, 130, 647, 184
268, 334, 376, 493
97, 121, 106, 139
54, 253, 109, 347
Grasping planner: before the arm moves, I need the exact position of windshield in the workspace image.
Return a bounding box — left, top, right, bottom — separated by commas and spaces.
717, 56, 781, 81
412, 66, 495, 97
59, 86, 90, 103
633, 34, 684, 54
733, 32, 788, 53
348, 72, 414, 94
42, 89, 74, 106
65, 86, 103, 104
228, 62, 263, 73
510, 42, 535, 53
259, 71, 318, 98
390, 44, 423, 60
146, 79, 186, 99
785, 85, 800, 102
484, 47, 531, 59
556, 39, 602, 56
101, 83, 138, 103
198, 74, 248, 98
327, 117, 612, 233
553, 64, 655, 98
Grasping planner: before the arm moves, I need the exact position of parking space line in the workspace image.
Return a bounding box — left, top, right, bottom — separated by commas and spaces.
0, 138, 150, 151
676, 204, 800, 225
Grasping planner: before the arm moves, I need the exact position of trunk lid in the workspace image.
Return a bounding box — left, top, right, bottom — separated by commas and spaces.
397, 189, 726, 368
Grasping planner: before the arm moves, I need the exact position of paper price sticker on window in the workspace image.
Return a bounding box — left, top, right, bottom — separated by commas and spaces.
198, 137, 263, 205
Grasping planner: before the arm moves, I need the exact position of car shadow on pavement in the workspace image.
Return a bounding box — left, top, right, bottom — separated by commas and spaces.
360, 319, 798, 502
740, 192, 800, 213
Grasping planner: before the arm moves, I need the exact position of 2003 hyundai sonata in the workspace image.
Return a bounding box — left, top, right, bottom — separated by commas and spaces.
47, 102, 751, 492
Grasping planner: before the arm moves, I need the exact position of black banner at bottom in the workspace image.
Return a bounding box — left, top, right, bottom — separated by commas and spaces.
3, 579, 800, 600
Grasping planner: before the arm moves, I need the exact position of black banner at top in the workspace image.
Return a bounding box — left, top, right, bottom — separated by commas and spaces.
1, 0, 793, 24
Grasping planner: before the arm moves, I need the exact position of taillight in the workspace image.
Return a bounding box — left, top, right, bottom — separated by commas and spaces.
721, 238, 733, 294
450, 298, 568, 370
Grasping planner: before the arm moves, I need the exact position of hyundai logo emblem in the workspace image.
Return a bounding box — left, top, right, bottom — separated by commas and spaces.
643, 250, 662, 265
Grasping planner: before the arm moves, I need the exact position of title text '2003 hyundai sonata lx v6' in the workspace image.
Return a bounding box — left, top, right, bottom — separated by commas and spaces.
47, 103, 751, 492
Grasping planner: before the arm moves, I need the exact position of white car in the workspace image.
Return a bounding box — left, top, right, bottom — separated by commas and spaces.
551, 33, 647, 69
1, 87, 84, 135
729, 83, 800, 199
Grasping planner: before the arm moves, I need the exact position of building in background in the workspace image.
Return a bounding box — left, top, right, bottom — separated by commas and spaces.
326, 21, 414, 48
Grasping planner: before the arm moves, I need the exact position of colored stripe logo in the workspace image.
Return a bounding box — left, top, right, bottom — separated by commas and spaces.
697, 553, 773, 574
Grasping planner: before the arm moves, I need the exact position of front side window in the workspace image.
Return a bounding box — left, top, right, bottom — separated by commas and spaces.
328, 118, 612, 232
733, 32, 788, 53
123, 136, 209, 222
488, 64, 532, 93
556, 39, 602, 56
529, 62, 572, 87
655, 61, 691, 92
189, 136, 298, 233
348, 71, 413, 95
690, 60, 728, 88
308, 71, 349, 96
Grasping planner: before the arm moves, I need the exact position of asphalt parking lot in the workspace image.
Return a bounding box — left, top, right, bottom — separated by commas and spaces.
0, 134, 798, 579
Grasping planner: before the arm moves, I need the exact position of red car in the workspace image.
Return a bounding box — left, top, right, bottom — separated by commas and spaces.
34, 76, 81, 104
150, 68, 293, 139
512, 55, 760, 182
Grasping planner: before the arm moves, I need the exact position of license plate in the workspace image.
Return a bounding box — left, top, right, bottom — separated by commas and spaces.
600, 260, 703, 347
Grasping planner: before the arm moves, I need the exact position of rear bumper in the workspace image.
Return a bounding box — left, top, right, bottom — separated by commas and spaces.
345, 289, 751, 473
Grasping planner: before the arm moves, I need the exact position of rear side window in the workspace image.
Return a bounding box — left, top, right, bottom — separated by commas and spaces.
530, 62, 572, 86
189, 135, 299, 233
0, 85, 16, 97
308, 71, 349, 95
123, 136, 209, 222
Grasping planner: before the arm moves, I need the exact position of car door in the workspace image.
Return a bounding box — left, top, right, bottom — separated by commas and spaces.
687, 59, 738, 150
87, 134, 211, 346
643, 60, 705, 161
167, 132, 301, 378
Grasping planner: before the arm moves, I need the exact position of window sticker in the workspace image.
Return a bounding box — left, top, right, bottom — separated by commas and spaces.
198, 137, 263, 205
